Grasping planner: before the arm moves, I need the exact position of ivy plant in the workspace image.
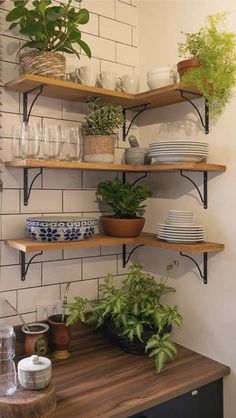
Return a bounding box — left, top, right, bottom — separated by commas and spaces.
82, 97, 125, 136
6, 0, 91, 59
178, 12, 236, 122
67, 262, 182, 373
96, 178, 152, 218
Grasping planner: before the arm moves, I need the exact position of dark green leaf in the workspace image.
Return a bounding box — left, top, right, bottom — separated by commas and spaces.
9, 22, 19, 30
78, 39, 91, 58
68, 29, 81, 42
19, 23, 44, 36
76, 8, 89, 24
6, 6, 25, 22
19, 40, 47, 51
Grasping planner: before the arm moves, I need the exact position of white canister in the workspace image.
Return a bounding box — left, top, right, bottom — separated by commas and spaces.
18, 354, 51, 390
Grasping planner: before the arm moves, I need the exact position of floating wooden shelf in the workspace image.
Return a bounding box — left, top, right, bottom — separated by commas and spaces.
5, 233, 224, 254
4, 74, 201, 109
5, 159, 226, 173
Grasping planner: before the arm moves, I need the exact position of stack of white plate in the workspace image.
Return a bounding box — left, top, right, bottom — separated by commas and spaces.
149, 140, 209, 163
157, 210, 206, 243
167, 210, 194, 225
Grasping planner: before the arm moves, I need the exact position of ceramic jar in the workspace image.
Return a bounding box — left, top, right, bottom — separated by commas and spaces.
18, 355, 51, 390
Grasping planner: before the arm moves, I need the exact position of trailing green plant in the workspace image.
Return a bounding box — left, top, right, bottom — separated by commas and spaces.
178, 12, 236, 122
82, 97, 125, 136
96, 178, 152, 218
6, 0, 91, 59
67, 262, 182, 373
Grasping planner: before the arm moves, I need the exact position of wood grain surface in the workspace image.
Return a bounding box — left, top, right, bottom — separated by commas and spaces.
0, 382, 56, 418
5, 159, 226, 173
47, 324, 229, 418
5, 233, 224, 254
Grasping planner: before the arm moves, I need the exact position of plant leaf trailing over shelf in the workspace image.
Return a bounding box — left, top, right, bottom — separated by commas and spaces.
6, 0, 91, 59
67, 262, 183, 373
178, 12, 236, 122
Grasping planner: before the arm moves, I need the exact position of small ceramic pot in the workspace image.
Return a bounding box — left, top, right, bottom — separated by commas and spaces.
22, 323, 49, 356
48, 315, 71, 360
18, 354, 51, 390
177, 58, 200, 79
100, 216, 145, 237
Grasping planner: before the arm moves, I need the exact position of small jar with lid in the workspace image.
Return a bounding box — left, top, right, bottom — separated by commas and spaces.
17, 355, 51, 390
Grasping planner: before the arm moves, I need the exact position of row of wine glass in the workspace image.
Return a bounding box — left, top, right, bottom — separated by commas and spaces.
11, 123, 82, 161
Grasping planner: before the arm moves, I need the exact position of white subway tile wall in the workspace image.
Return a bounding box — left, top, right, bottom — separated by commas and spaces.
0, 0, 139, 324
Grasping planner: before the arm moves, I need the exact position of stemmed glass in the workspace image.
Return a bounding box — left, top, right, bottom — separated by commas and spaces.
42, 124, 62, 160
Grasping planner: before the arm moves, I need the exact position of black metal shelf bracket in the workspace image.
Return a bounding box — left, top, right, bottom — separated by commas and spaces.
177, 88, 209, 135
123, 103, 150, 140
180, 170, 208, 209
122, 244, 144, 268
24, 167, 43, 206
20, 251, 43, 281
23, 84, 45, 123
122, 172, 148, 186
180, 251, 208, 284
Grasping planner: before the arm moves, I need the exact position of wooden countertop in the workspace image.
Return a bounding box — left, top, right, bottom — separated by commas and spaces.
48, 324, 230, 418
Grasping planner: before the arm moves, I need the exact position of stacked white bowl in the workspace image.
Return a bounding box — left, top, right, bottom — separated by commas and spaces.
148, 140, 209, 163
157, 210, 206, 243
147, 66, 174, 90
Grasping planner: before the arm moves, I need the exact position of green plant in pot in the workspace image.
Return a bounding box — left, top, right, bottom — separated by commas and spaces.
177, 12, 236, 121
6, 0, 91, 79
82, 97, 125, 164
96, 178, 152, 237
67, 262, 182, 373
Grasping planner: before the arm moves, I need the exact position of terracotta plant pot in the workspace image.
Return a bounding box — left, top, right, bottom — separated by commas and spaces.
21, 323, 49, 356
100, 216, 145, 237
48, 315, 71, 360
82, 135, 115, 163
177, 58, 200, 79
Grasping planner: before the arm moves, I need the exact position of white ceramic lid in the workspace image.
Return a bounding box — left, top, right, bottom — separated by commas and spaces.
18, 355, 51, 373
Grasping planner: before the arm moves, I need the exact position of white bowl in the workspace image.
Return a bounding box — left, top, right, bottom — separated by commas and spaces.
147, 67, 171, 77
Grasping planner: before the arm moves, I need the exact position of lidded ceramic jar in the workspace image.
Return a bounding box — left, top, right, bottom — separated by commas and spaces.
18, 354, 51, 390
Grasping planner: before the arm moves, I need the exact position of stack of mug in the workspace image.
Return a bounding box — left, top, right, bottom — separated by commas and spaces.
66, 66, 139, 94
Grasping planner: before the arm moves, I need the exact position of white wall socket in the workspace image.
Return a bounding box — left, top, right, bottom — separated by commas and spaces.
36, 301, 63, 321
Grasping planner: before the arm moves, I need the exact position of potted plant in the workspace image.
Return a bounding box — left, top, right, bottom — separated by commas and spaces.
81, 98, 125, 163
67, 262, 182, 373
177, 12, 236, 121
6, 0, 91, 79
96, 178, 152, 237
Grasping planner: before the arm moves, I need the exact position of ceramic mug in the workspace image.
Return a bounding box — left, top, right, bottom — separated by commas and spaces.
76, 66, 96, 86
97, 71, 116, 90
116, 74, 139, 94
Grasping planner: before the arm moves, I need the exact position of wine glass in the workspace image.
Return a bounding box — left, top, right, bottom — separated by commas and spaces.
42, 124, 62, 160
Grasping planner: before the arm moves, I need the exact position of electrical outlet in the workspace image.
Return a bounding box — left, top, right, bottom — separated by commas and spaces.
37, 301, 62, 321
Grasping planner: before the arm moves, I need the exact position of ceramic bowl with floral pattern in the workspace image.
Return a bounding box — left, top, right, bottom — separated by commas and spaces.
26, 217, 98, 242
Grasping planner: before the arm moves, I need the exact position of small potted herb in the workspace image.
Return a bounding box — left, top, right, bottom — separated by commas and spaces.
67, 262, 182, 373
82, 98, 124, 164
96, 178, 152, 237
177, 12, 236, 121
6, 0, 91, 79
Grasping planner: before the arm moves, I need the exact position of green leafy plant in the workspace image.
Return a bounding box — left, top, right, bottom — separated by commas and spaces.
178, 12, 236, 121
67, 262, 182, 373
82, 98, 125, 136
6, 0, 91, 59
96, 178, 152, 218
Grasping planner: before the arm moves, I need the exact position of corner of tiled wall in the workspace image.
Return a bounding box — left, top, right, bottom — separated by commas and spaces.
0, 0, 140, 325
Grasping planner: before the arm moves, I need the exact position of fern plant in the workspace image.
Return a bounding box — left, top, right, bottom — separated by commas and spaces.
178, 12, 236, 122
67, 262, 182, 373
96, 178, 152, 218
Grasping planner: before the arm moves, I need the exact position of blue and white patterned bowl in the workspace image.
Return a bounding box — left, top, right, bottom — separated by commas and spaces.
26, 217, 98, 242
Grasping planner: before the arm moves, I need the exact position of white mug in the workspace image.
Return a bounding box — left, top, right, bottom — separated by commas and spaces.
97, 71, 116, 90
76, 66, 96, 86
116, 74, 139, 94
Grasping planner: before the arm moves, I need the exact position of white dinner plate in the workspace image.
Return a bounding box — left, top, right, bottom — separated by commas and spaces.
151, 156, 206, 163
157, 236, 205, 243
157, 223, 205, 229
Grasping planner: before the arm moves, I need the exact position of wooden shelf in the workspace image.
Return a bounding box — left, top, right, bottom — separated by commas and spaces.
5, 159, 226, 173
4, 74, 201, 109
5, 233, 224, 254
